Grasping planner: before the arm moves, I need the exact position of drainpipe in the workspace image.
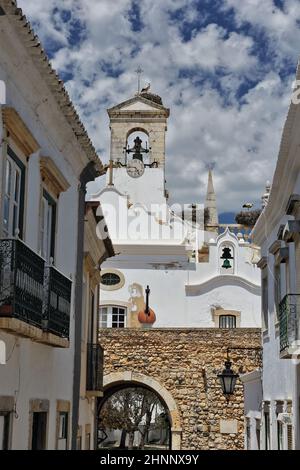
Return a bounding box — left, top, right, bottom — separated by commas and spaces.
71, 161, 99, 450
92, 279, 101, 451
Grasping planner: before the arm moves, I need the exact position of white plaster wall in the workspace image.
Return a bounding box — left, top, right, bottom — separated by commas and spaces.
100, 256, 261, 328
96, 188, 261, 329
106, 167, 166, 206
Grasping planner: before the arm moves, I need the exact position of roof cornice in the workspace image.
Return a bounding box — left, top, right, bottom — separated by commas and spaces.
108, 95, 170, 117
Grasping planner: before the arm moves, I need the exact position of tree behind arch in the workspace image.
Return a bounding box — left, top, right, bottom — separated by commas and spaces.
99, 387, 167, 449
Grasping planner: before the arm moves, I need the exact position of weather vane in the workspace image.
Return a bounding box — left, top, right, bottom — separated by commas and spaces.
135, 65, 143, 94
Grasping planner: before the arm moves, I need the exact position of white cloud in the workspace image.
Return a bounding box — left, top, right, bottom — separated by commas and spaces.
17, 0, 299, 212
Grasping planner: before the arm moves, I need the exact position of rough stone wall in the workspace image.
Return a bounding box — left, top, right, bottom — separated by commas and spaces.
99, 328, 261, 450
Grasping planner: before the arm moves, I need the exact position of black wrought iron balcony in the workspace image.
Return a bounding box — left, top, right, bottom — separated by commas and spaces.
43, 265, 72, 339
0, 239, 44, 327
279, 294, 300, 357
86, 343, 104, 396
0, 239, 72, 344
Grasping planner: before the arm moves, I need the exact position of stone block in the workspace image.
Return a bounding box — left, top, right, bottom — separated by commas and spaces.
220, 419, 238, 434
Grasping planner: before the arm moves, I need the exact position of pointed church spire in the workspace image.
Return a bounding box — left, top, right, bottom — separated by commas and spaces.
205, 169, 219, 231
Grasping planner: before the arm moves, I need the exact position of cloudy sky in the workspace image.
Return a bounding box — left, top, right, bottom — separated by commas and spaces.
18, 0, 300, 214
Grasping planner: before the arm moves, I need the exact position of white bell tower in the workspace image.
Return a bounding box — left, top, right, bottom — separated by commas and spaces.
107, 91, 170, 206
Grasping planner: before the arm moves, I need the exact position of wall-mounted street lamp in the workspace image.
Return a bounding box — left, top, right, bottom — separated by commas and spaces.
217, 359, 239, 395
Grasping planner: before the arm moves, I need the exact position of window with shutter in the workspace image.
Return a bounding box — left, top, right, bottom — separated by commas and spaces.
246, 418, 251, 450
287, 424, 293, 450
57, 412, 68, 450
40, 190, 56, 262
2, 147, 25, 238
256, 419, 261, 450
274, 264, 281, 322
219, 315, 236, 328
262, 273, 269, 330
264, 411, 270, 450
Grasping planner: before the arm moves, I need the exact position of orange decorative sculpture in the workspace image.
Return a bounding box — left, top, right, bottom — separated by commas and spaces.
138, 285, 156, 325
138, 308, 156, 325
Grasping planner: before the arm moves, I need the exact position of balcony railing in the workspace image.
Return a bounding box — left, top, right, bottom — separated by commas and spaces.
43, 265, 72, 339
0, 239, 45, 327
86, 343, 104, 395
0, 239, 71, 341
279, 294, 300, 356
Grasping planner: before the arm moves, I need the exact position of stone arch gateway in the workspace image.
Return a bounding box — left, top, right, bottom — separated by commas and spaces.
103, 371, 182, 450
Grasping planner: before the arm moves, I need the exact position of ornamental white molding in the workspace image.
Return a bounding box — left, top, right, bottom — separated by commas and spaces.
215, 227, 239, 245
186, 274, 261, 296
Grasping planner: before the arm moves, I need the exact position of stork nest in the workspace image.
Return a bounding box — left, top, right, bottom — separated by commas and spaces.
235, 210, 261, 227
141, 92, 163, 105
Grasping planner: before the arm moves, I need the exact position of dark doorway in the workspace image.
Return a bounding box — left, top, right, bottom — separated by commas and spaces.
31, 412, 48, 450
0, 412, 11, 450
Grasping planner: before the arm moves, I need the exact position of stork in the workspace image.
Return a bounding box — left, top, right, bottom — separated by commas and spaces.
141, 82, 151, 93
242, 203, 253, 210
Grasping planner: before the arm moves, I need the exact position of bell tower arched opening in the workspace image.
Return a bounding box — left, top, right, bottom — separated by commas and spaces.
126, 129, 150, 165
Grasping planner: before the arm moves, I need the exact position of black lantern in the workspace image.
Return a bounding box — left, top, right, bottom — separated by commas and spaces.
217, 360, 239, 395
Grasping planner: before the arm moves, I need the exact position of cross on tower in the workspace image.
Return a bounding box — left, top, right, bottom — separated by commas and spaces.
205, 162, 216, 171
135, 66, 143, 94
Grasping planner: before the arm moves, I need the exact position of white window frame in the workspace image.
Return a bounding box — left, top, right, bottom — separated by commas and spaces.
262, 270, 269, 331
3, 153, 22, 238
274, 262, 281, 322
40, 189, 56, 262
99, 305, 127, 328
57, 412, 68, 450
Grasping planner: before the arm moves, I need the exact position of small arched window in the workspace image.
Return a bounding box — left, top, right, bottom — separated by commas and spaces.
219, 315, 236, 329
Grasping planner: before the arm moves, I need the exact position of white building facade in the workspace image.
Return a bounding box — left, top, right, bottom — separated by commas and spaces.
251, 63, 300, 451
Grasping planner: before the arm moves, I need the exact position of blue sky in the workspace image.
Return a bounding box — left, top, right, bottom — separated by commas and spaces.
18, 0, 300, 213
